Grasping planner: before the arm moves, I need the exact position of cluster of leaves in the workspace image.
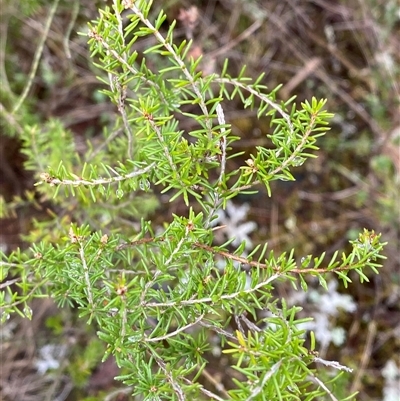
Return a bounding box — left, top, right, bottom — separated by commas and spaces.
1, 0, 387, 399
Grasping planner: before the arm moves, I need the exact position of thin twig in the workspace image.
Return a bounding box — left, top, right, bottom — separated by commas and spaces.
198, 321, 237, 340
1, 281, 47, 309
215, 77, 294, 136
216, 103, 228, 186
116, 235, 379, 276
244, 360, 282, 401
182, 377, 225, 400
115, 80, 134, 159
0, 103, 23, 135
193, 241, 354, 274
313, 357, 353, 372
87, 30, 168, 105
120, 298, 128, 341
146, 117, 184, 187
350, 320, 376, 394
204, 103, 228, 229
198, 369, 229, 399
39, 162, 155, 187
206, 19, 264, 60
79, 242, 94, 311
104, 386, 134, 401
224, 112, 316, 194
13, 0, 60, 114
142, 274, 280, 308
308, 373, 339, 401
63, 0, 79, 59
145, 314, 204, 342
140, 225, 190, 304
127, 1, 214, 139
151, 351, 186, 401
0, 277, 21, 289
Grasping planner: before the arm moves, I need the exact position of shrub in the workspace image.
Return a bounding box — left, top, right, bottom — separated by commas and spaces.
1, 1, 386, 399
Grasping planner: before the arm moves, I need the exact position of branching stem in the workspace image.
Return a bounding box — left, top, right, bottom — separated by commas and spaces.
40, 163, 155, 186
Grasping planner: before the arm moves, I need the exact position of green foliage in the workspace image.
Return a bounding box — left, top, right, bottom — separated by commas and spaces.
69, 337, 105, 388
1, 0, 387, 399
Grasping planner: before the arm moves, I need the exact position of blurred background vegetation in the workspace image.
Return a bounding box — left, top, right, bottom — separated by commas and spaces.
1, 0, 399, 400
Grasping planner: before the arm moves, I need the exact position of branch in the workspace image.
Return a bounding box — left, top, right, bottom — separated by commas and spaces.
87, 29, 168, 105
150, 351, 186, 401
144, 314, 204, 342
193, 242, 359, 275
244, 360, 282, 401
12, 0, 60, 114
125, 0, 214, 139
313, 356, 353, 373
142, 274, 280, 308
115, 233, 381, 277
78, 241, 94, 311
227, 112, 317, 193
39, 163, 155, 187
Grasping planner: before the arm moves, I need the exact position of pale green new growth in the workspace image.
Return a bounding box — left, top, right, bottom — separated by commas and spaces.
1, 1, 386, 400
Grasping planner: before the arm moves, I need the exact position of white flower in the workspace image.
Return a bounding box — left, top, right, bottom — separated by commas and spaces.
290, 279, 357, 347
382, 360, 400, 401
308, 280, 356, 317
213, 201, 257, 250
35, 344, 67, 374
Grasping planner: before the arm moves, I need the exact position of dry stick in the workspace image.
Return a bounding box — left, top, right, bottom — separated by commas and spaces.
0, 277, 20, 289
298, 186, 361, 202
45, 358, 74, 401
0, 15, 12, 95
316, 70, 381, 137
305, 29, 372, 88
308, 0, 351, 17
13, 0, 60, 114
63, 0, 79, 59
206, 19, 263, 60
308, 374, 339, 401
53, 382, 74, 401
0, 103, 23, 134
266, 11, 382, 137
280, 57, 322, 99
313, 357, 353, 372
200, 368, 229, 398
350, 320, 377, 394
